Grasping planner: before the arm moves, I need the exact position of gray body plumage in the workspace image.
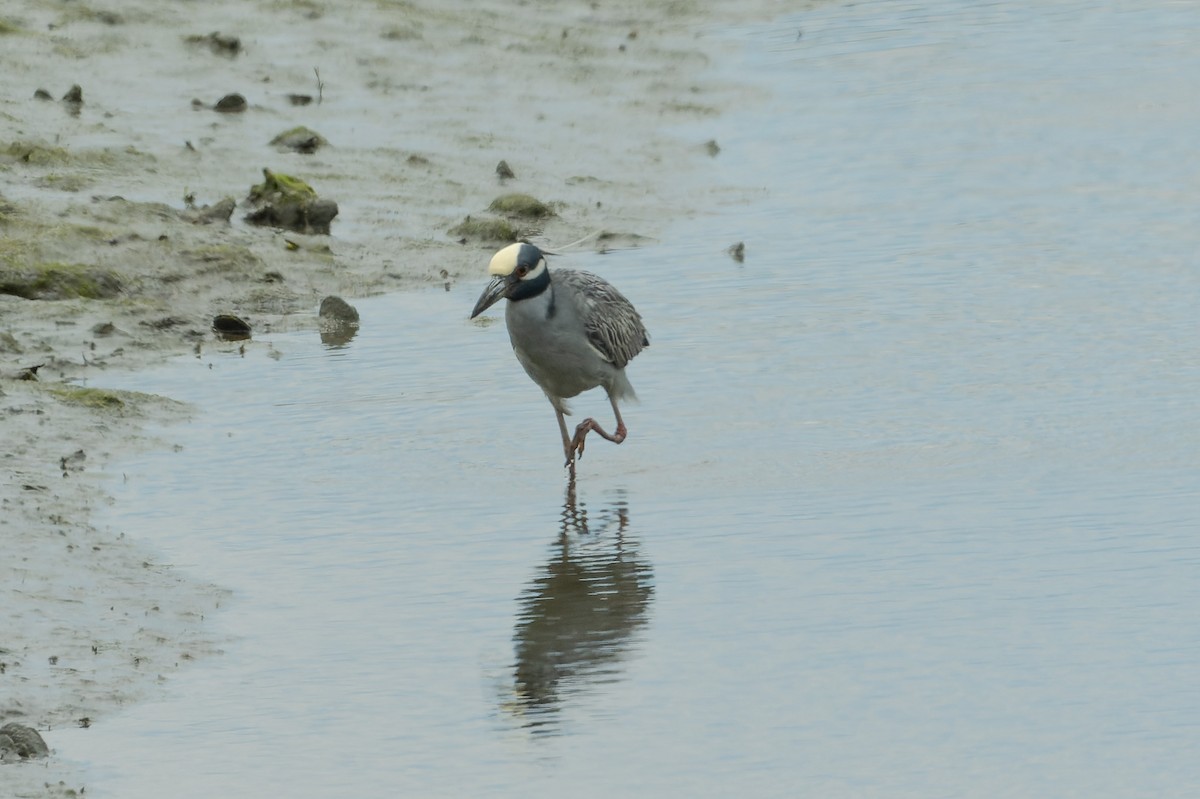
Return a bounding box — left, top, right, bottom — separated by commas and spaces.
506, 268, 648, 414
470, 242, 648, 471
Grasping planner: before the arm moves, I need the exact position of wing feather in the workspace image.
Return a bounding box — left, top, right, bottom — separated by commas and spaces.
554, 269, 649, 369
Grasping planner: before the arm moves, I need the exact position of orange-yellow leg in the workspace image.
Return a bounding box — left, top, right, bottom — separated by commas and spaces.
570, 396, 627, 462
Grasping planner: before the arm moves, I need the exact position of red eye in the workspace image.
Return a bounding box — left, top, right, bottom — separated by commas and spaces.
515, 265, 529, 278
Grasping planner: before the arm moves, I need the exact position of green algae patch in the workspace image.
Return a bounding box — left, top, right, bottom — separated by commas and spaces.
447, 215, 517, 244
4, 141, 71, 166
487, 193, 554, 219
45, 385, 127, 410
248, 169, 317, 203
0, 262, 123, 300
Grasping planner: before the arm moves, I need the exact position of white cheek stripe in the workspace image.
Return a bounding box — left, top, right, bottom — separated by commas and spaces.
523, 259, 547, 281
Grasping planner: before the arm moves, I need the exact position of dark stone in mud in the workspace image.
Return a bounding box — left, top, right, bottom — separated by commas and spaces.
244, 169, 338, 235
212, 314, 251, 341
245, 200, 338, 235
727, 241, 745, 262
214, 93, 247, 113
704, 139, 721, 157
0, 722, 49, 759
319, 296, 360, 346
185, 31, 242, 57
287, 94, 313, 106
34, 88, 53, 101
319, 296, 359, 324
495, 159, 515, 181
270, 126, 329, 154
61, 85, 83, 104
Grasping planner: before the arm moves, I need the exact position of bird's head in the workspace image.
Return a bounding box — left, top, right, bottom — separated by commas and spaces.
470, 242, 549, 318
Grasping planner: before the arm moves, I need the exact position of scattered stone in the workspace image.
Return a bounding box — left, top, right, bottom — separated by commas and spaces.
727, 241, 745, 262
495, 160, 515, 181
287, 94, 313, 106
213, 93, 247, 113
211, 314, 251, 341
704, 139, 721, 157
319, 296, 360, 346
0, 722, 49, 759
184, 31, 241, 57
488, 192, 554, 219
61, 85, 83, 104
319, 296, 359, 324
34, 88, 53, 101
270, 126, 329, 154
244, 168, 338, 235
91, 322, 116, 336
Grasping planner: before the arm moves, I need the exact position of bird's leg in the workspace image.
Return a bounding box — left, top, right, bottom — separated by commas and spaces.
555, 407, 577, 477
570, 397, 627, 461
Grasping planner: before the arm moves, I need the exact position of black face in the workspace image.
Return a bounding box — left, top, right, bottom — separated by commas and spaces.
506, 245, 550, 302
469, 244, 550, 319
509, 243, 541, 276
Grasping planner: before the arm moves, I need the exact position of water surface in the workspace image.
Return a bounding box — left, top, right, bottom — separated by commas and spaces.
65, 2, 1200, 796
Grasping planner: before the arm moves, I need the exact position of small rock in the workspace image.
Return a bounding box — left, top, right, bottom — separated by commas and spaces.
319, 296, 360, 346
214, 93, 247, 113
244, 169, 338, 235
270, 126, 329, 154
319, 296, 360, 324
495, 160, 515, 180
727, 241, 745, 262
704, 139, 721, 157
33, 88, 53, 101
287, 94, 313, 106
91, 322, 116, 336
212, 314, 251, 341
0, 722, 50, 759
61, 84, 83, 104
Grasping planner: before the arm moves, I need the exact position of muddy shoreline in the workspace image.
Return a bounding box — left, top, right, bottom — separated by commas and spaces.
1, 1, 767, 793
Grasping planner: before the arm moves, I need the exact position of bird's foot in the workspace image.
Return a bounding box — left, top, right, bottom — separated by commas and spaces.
570, 418, 627, 462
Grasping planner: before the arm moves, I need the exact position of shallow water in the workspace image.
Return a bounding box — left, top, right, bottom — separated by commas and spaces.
66, 2, 1200, 796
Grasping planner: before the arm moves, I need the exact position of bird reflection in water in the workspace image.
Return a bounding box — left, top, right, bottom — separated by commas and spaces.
505, 483, 654, 733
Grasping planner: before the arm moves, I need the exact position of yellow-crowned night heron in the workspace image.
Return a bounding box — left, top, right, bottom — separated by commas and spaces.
470, 242, 648, 475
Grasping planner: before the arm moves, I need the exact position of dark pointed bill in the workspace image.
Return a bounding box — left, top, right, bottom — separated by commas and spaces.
470, 275, 507, 318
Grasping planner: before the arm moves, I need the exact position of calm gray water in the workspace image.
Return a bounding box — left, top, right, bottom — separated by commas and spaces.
66, 2, 1199, 796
